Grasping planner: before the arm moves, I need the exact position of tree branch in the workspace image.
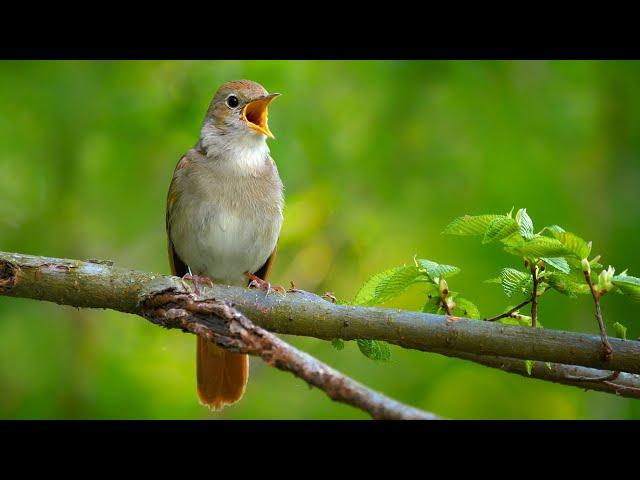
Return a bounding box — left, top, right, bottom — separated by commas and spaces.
2, 251, 640, 402
438, 351, 640, 398
0, 252, 437, 420
140, 292, 438, 419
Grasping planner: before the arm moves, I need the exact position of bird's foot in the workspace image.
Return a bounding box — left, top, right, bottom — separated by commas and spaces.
322, 292, 338, 303
288, 280, 303, 293
245, 272, 286, 295
182, 273, 214, 295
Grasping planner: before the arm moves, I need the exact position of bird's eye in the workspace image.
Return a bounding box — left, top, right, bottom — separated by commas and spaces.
226, 95, 239, 108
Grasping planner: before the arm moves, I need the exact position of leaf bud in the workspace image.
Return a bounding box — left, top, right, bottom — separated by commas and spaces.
439, 278, 449, 296
597, 265, 615, 293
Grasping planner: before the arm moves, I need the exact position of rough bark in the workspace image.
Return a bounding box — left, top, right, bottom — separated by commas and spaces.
1, 251, 639, 400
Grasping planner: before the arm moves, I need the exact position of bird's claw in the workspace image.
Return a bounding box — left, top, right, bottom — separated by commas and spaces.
246, 272, 286, 296
322, 292, 338, 303
182, 273, 214, 295
288, 280, 303, 293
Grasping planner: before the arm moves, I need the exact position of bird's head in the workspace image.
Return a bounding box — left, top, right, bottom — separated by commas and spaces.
200, 80, 280, 154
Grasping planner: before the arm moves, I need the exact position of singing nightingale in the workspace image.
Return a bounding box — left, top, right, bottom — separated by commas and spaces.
166, 80, 283, 410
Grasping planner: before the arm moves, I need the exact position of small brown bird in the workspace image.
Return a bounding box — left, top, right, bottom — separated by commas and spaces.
166, 80, 284, 410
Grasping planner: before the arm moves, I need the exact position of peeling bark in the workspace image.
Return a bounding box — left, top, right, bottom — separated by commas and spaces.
2, 251, 640, 401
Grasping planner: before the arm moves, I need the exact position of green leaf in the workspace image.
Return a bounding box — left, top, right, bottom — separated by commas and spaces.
566, 256, 603, 274
351, 265, 424, 306
330, 338, 345, 350
548, 230, 591, 259
498, 312, 542, 328
442, 214, 505, 236
500, 268, 532, 298
416, 259, 461, 280
613, 322, 627, 340
540, 225, 565, 235
422, 295, 443, 314
505, 236, 570, 258
525, 360, 534, 376
484, 276, 502, 284
541, 256, 570, 274
483, 216, 519, 244
357, 339, 391, 361
545, 272, 590, 297
612, 274, 640, 302
516, 208, 535, 240
453, 297, 480, 319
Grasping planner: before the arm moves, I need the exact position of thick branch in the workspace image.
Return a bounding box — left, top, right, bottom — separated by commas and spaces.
2, 251, 640, 399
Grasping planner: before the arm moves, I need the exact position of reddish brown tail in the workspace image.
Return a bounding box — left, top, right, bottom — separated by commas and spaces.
196, 336, 248, 410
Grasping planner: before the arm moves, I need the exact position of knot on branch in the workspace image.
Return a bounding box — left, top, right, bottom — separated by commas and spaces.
139, 289, 269, 355
0, 260, 17, 293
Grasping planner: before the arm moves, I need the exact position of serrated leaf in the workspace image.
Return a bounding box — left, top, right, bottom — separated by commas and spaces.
416, 259, 461, 280
500, 268, 532, 298
525, 360, 534, 376
548, 230, 591, 259
545, 272, 590, 297
442, 214, 505, 236
453, 297, 480, 319
613, 274, 640, 287
612, 274, 640, 302
330, 338, 345, 350
541, 256, 570, 274
351, 265, 424, 306
613, 322, 627, 340
484, 277, 502, 284
505, 236, 570, 258
483, 216, 520, 244
566, 256, 603, 274
516, 208, 535, 240
540, 225, 565, 235
357, 339, 391, 361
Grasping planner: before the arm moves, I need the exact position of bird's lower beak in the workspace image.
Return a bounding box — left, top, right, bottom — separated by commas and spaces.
242, 93, 280, 139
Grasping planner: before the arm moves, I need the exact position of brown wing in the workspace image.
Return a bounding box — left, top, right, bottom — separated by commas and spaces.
166, 156, 189, 277
252, 246, 277, 283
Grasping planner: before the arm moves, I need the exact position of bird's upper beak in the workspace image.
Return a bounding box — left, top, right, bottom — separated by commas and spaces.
242, 93, 280, 139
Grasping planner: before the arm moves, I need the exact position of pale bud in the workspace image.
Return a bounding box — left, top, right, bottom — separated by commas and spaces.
598, 266, 615, 293
439, 278, 449, 296
581, 258, 591, 274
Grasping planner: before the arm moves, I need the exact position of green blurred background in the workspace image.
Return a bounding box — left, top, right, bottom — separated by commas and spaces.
0, 60, 639, 419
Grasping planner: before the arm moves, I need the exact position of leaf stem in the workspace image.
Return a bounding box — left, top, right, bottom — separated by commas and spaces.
583, 269, 613, 361
440, 297, 453, 315
530, 264, 539, 329
484, 298, 533, 322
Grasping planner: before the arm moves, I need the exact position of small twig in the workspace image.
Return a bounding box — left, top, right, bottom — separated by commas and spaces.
438, 279, 453, 315
583, 269, 613, 361
444, 351, 640, 399
602, 381, 640, 396
484, 298, 533, 322
530, 263, 539, 329
564, 371, 620, 383
440, 298, 452, 315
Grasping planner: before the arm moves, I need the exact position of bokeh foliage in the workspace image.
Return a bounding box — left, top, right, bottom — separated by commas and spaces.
0, 60, 639, 419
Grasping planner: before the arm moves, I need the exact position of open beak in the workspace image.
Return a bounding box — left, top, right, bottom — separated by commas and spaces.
242, 93, 280, 139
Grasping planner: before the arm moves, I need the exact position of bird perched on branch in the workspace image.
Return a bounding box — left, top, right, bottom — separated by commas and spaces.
166, 80, 284, 410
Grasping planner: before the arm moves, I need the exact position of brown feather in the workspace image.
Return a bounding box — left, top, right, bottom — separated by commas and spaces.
253, 246, 277, 283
